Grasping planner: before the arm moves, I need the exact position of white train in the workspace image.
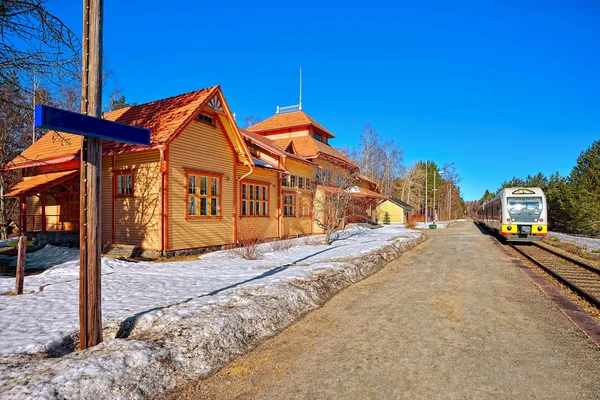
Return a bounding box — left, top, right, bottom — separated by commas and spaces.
478, 187, 548, 241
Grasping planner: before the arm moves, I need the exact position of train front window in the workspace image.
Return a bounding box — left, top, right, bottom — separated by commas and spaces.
507, 197, 542, 216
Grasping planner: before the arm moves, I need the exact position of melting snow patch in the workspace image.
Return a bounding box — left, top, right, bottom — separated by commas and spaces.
0, 226, 424, 399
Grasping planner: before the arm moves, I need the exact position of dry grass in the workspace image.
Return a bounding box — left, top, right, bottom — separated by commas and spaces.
541, 237, 600, 265
302, 235, 323, 246
269, 238, 295, 252
153, 254, 201, 263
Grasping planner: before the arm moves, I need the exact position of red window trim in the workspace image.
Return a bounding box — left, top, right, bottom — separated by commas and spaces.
113, 169, 134, 198
184, 169, 223, 220
240, 179, 270, 218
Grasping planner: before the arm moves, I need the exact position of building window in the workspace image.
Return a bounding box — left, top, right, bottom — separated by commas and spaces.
115, 171, 133, 196
316, 170, 329, 185
241, 182, 269, 217
314, 132, 323, 142
186, 170, 221, 217
282, 175, 290, 187
198, 113, 214, 125
298, 177, 304, 189
306, 178, 313, 190
290, 175, 297, 187
336, 174, 343, 187
284, 193, 296, 217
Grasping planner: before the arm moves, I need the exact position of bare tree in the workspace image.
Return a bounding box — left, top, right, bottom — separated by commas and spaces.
343, 124, 405, 197
0, 77, 30, 238
0, 0, 80, 100
312, 170, 363, 245
244, 115, 262, 129
397, 162, 425, 212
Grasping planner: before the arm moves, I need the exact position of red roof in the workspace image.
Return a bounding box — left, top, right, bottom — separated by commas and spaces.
246, 110, 335, 138
272, 136, 357, 168
240, 128, 314, 166
5, 170, 78, 197
7, 86, 220, 169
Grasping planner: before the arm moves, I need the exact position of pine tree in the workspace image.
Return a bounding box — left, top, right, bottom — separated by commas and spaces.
383, 211, 391, 225
569, 140, 600, 235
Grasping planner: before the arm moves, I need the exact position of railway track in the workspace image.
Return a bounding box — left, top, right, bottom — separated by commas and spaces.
509, 242, 600, 309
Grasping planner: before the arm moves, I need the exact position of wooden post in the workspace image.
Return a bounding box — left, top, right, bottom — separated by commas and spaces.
41, 192, 47, 232
15, 236, 26, 295
79, 0, 103, 350
21, 197, 27, 234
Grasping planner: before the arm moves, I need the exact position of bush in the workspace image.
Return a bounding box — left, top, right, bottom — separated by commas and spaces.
406, 214, 419, 229
270, 238, 294, 252
228, 224, 264, 260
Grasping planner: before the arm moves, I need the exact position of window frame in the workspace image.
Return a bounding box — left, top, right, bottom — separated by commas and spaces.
283, 192, 296, 217
198, 113, 214, 126
114, 169, 134, 198
184, 169, 223, 219
240, 180, 270, 218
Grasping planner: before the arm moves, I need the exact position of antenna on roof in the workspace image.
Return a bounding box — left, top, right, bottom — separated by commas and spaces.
276, 67, 303, 115
299, 67, 302, 111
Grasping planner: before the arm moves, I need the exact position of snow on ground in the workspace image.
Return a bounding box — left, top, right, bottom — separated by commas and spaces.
548, 231, 600, 251
0, 226, 420, 358
0, 225, 424, 399
414, 220, 453, 229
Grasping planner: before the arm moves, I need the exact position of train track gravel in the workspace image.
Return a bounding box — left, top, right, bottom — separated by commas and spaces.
510, 242, 600, 309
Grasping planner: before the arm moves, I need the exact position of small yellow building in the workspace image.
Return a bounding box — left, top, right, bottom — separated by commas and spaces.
377, 198, 414, 224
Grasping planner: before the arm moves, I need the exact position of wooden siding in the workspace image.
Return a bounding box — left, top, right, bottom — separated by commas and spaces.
104, 151, 161, 250
262, 129, 310, 140
376, 200, 406, 223
168, 119, 235, 250
237, 165, 279, 240
101, 156, 112, 246
281, 158, 315, 236
25, 184, 69, 232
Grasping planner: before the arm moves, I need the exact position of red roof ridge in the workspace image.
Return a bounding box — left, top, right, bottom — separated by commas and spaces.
103, 85, 220, 119
247, 110, 335, 138
5, 86, 223, 170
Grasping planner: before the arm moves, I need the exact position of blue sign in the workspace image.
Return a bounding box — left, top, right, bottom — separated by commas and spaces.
34, 105, 150, 145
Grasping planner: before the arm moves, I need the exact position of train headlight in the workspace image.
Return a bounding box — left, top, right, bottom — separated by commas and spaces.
511, 218, 515, 222
507, 226, 512, 231
534, 218, 538, 222
537, 226, 543, 232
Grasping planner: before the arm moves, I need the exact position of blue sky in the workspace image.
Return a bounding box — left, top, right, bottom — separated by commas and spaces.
48, 1, 600, 200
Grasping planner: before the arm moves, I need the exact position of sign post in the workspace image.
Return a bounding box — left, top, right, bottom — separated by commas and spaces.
34, 0, 149, 350
79, 0, 104, 350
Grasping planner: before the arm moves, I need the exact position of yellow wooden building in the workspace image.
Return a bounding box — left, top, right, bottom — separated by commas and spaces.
376, 198, 414, 224
3, 88, 384, 255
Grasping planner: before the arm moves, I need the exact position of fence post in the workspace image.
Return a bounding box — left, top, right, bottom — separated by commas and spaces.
15, 236, 27, 295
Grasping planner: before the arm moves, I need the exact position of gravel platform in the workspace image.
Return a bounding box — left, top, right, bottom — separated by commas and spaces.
170, 221, 600, 400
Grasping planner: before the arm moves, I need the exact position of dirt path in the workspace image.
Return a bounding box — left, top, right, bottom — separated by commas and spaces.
168, 222, 600, 399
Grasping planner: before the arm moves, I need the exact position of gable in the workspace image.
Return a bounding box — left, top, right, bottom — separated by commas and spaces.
4, 86, 253, 170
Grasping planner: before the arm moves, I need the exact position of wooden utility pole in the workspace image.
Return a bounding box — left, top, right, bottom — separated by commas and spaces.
79, 0, 103, 349
15, 236, 26, 295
